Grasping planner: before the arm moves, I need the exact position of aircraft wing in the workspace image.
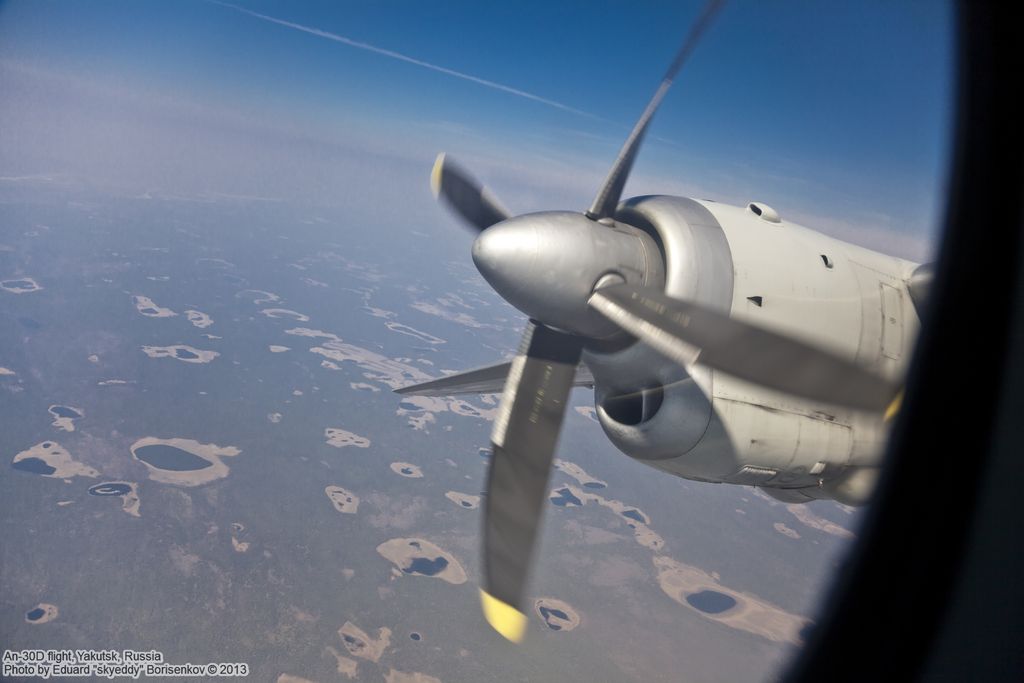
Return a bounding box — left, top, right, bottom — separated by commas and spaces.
395, 361, 595, 397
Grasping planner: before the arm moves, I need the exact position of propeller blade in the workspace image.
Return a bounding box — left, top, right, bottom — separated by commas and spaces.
395, 361, 594, 397
480, 321, 583, 643
431, 153, 511, 232
588, 283, 898, 413
586, 0, 726, 220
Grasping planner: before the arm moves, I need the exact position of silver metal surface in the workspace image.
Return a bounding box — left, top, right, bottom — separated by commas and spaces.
590, 282, 898, 412
583, 196, 735, 468
471, 211, 664, 338
820, 466, 879, 506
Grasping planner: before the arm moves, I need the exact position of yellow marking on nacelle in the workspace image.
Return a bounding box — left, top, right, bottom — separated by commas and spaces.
884, 391, 903, 422
480, 589, 527, 643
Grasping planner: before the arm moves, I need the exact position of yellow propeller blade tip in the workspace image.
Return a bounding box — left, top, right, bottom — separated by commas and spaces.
430, 153, 446, 199
480, 590, 527, 643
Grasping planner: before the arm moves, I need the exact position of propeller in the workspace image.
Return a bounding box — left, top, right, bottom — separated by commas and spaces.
479, 321, 583, 642
423, 0, 729, 643
587, 282, 899, 413
587, 0, 727, 220
422, 0, 891, 643
430, 153, 510, 232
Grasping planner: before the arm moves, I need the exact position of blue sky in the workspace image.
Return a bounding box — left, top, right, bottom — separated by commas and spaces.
0, 0, 953, 259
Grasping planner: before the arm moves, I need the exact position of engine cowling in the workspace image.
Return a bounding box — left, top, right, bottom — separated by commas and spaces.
584, 195, 885, 505
583, 195, 740, 482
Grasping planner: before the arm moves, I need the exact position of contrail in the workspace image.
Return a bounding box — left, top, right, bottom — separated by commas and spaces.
208, 1, 599, 120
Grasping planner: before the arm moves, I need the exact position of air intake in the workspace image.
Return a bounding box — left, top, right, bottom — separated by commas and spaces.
747, 202, 781, 223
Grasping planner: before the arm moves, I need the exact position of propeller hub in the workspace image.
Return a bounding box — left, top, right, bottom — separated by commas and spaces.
472, 211, 664, 338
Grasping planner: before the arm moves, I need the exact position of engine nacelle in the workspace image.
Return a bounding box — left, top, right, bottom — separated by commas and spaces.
583, 195, 892, 505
